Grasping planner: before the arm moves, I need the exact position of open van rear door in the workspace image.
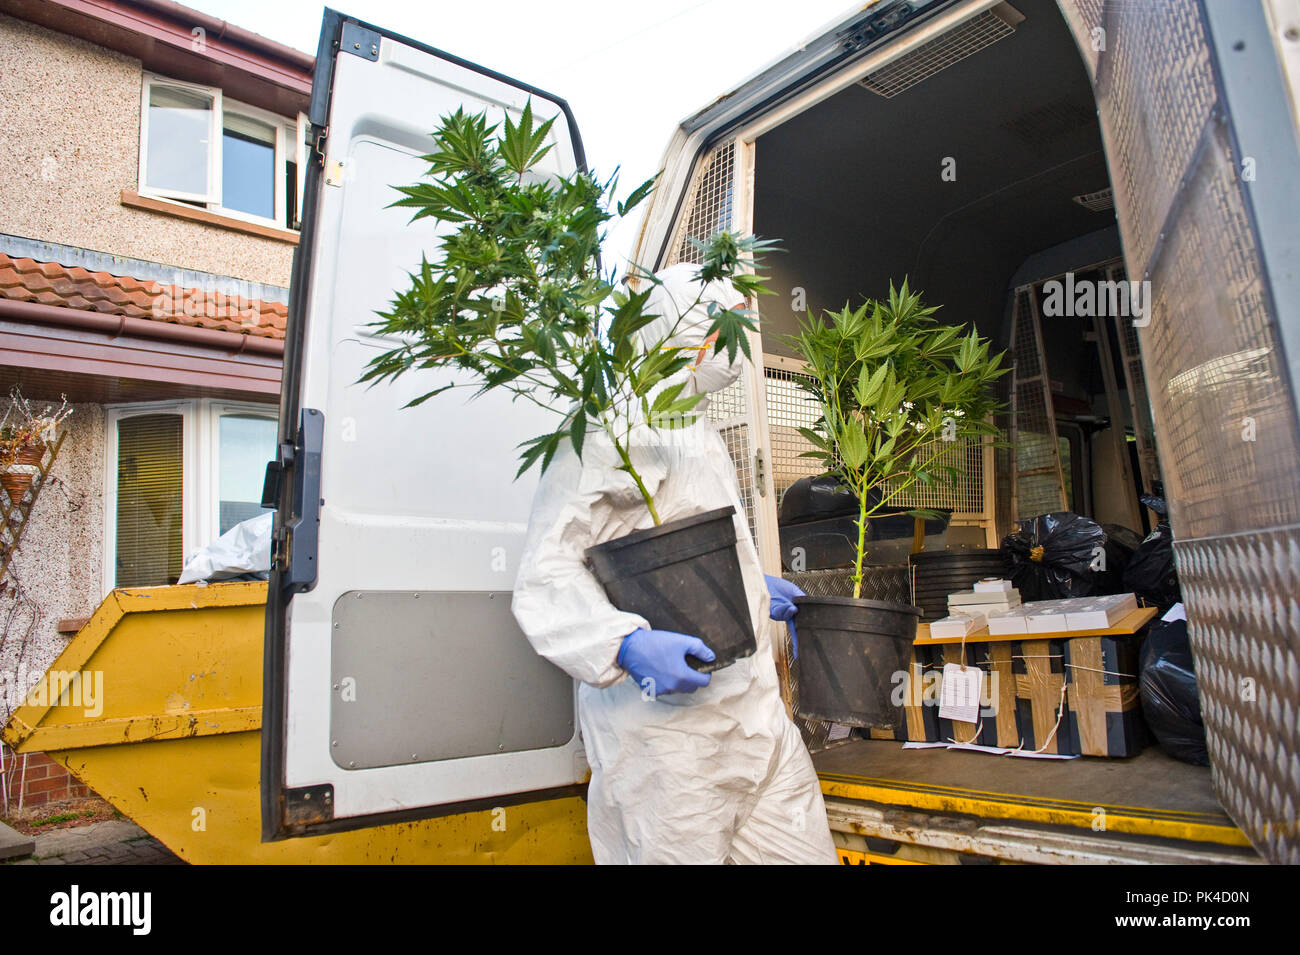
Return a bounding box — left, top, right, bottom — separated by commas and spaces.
261, 9, 589, 839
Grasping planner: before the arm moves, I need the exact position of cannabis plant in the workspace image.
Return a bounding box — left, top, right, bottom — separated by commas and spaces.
785, 282, 1006, 598
360, 103, 774, 525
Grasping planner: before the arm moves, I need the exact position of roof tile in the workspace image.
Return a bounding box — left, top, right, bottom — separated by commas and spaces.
0, 253, 286, 340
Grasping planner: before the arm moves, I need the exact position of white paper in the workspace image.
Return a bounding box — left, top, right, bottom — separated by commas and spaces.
1006, 749, 1079, 760
947, 742, 1009, 755
902, 741, 950, 749
938, 663, 983, 723
826, 723, 851, 741
1162, 602, 1186, 622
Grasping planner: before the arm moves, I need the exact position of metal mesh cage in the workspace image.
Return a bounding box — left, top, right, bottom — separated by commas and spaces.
1090, 0, 1217, 283
667, 141, 736, 267
1106, 261, 1162, 494
1009, 286, 1068, 520
763, 363, 823, 503
763, 358, 988, 516
659, 139, 763, 544
1057, 0, 1300, 863
857, 4, 1020, 99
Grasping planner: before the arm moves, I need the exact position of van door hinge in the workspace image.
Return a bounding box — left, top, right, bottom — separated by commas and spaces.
755, 448, 767, 496
325, 159, 346, 187
340, 21, 380, 61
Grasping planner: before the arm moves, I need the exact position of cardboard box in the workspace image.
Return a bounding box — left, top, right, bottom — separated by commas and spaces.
987, 605, 1031, 635
1024, 599, 1081, 633
861, 645, 940, 743
930, 612, 986, 639
931, 643, 1022, 748
948, 589, 1023, 607
1064, 593, 1139, 630
1011, 638, 1078, 754
1064, 634, 1147, 757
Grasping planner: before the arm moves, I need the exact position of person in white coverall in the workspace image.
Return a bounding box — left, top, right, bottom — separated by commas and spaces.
511, 263, 838, 865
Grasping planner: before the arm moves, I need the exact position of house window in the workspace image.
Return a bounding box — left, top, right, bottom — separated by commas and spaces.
114, 412, 185, 588
104, 400, 278, 593
144, 84, 217, 201
139, 74, 306, 231
217, 412, 278, 533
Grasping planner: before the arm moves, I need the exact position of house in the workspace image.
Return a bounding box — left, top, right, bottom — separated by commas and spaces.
0, 0, 311, 811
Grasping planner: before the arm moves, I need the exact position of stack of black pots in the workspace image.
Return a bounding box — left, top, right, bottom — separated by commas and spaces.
908, 549, 1011, 622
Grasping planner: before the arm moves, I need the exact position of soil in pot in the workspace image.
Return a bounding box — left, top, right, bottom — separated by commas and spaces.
585, 505, 756, 674
794, 595, 921, 730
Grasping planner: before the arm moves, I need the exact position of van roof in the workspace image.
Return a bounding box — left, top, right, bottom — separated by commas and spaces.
672, 0, 948, 139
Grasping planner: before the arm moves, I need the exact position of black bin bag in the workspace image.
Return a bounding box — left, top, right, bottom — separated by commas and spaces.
1139, 617, 1209, 766
1001, 512, 1106, 601
1124, 521, 1181, 614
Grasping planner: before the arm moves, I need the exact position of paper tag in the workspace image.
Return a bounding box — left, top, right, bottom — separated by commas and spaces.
827, 723, 851, 741
939, 663, 983, 723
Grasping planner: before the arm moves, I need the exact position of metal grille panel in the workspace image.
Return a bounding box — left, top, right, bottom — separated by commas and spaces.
1107, 261, 1161, 493
662, 140, 761, 544
667, 141, 735, 267
1090, 0, 1217, 280
764, 365, 825, 504
1059, 0, 1105, 81
1143, 121, 1300, 535
763, 361, 987, 515
858, 5, 1019, 99
1009, 286, 1068, 519
1058, 0, 1300, 863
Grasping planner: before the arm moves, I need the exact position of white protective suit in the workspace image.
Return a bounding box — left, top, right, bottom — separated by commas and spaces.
512, 263, 838, 865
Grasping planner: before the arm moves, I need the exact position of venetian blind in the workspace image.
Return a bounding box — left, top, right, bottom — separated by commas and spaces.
115, 413, 183, 588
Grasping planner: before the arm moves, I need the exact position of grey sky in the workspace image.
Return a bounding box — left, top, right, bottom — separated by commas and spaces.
185, 0, 855, 264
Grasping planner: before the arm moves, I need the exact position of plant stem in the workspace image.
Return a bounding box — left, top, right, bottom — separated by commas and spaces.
853, 483, 868, 600
609, 427, 661, 526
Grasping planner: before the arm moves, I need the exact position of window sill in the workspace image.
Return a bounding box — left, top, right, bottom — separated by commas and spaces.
121, 190, 300, 244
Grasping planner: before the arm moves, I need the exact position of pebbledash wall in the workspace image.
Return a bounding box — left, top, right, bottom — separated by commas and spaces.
0, 405, 104, 730
0, 12, 294, 288
0, 10, 297, 811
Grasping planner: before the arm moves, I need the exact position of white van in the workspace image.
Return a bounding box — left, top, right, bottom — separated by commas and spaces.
263, 0, 1300, 864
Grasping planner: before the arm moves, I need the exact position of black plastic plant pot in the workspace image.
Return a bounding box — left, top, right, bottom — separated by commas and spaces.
584, 505, 757, 674
793, 595, 922, 730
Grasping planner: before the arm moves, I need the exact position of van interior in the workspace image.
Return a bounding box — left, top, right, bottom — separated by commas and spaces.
748, 0, 1246, 859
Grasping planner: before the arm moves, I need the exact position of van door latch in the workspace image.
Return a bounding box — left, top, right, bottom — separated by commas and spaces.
279, 407, 324, 594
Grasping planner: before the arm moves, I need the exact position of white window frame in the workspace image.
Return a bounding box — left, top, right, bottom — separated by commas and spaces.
138, 76, 221, 205
103, 400, 198, 597
139, 73, 304, 231
103, 398, 278, 596
197, 400, 279, 546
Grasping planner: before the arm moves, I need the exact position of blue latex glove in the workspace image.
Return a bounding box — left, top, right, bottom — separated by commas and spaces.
765, 574, 804, 621
618, 628, 714, 697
